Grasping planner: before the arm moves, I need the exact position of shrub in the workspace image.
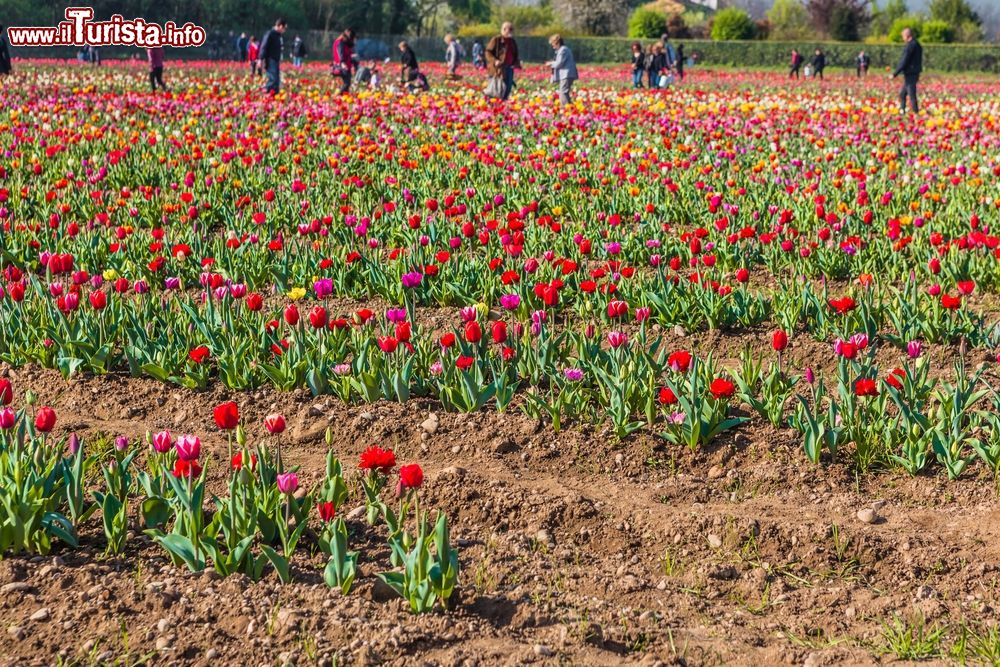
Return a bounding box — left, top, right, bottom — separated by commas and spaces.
888, 16, 923, 43
628, 7, 669, 39
921, 20, 955, 43
711, 8, 756, 41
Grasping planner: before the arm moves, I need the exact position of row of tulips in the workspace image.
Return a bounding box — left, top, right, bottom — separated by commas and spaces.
0, 390, 459, 614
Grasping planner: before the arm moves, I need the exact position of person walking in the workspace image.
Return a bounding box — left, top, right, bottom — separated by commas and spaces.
811, 49, 826, 80
630, 42, 645, 88
0, 25, 11, 77
237, 33, 249, 62
445, 34, 461, 79
486, 22, 520, 101
893, 27, 923, 114
292, 35, 307, 67
856, 50, 870, 77
258, 18, 287, 95
248, 36, 260, 76
332, 29, 356, 95
546, 35, 578, 105
398, 41, 419, 87
471, 39, 485, 70
675, 43, 685, 80
647, 44, 666, 89
147, 47, 168, 92
789, 49, 803, 79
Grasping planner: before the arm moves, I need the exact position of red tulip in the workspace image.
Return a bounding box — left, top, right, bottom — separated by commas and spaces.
172, 459, 202, 479
735, 268, 749, 283
35, 406, 57, 433
246, 292, 264, 311
658, 386, 677, 405
607, 300, 628, 319
398, 464, 424, 491
395, 322, 411, 342
89, 290, 107, 310
264, 414, 286, 434
0, 379, 12, 406
709, 378, 735, 400
189, 346, 210, 364
941, 294, 961, 310
309, 306, 328, 329
283, 304, 299, 325
854, 378, 879, 397
828, 297, 857, 314
440, 332, 456, 348
491, 321, 508, 344
231, 451, 258, 471
456, 355, 475, 370
668, 350, 692, 373
213, 401, 239, 430
772, 330, 788, 352
885, 368, 906, 391
359, 446, 396, 475
464, 321, 482, 344
957, 281, 975, 296
317, 501, 335, 522
377, 336, 398, 354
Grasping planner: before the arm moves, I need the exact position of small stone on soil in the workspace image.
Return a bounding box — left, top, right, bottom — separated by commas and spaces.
533, 644, 554, 657
707, 533, 723, 549
29, 608, 50, 622
857, 508, 877, 524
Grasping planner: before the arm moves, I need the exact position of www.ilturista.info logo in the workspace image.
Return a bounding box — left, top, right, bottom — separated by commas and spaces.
6, 7, 206, 48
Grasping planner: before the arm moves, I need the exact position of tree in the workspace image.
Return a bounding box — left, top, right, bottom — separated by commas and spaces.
806, 0, 871, 39
921, 19, 955, 42
929, 0, 983, 41
711, 7, 756, 39
767, 0, 811, 40
667, 13, 692, 38
552, 0, 631, 36
628, 7, 669, 38
888, 14, 922, 41
871, 0, 908, 37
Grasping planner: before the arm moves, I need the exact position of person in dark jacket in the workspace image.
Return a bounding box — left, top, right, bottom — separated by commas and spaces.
292, 36, 307, 67
258, 18, 287, 95
630, 42, 645, 88
856, 50, 870, 77
675, 43, 685, 80
237, 33, 248, 61
399, 41, 419, 85
811, 49, 825, 80
147, 47, 168, 92
893, 28, 923, 114
646, 44, 666, 90
486, 22, 520, 101
0, 25, 11, 76
789, 49, 803, 79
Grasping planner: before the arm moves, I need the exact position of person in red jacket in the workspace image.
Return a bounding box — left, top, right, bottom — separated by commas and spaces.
146, 46, 168, 92
247, 36, 260, 77
332, 29, 356, 95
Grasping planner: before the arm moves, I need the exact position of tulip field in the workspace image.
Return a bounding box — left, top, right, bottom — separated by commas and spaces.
0, 60, 999, 665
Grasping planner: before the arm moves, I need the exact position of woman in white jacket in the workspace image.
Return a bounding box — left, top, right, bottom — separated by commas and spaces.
546, 35, 578, 105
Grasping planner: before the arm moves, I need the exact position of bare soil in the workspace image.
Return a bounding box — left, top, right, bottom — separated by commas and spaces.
1, 337, 999, 666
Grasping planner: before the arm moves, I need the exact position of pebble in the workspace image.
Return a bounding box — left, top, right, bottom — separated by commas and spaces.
1, 582, 32, 594
439, 466, 467, 478
29, 608, 50, 622
155, 637, 170, 651
533, 644, 554, 657
707, 533, 723, 549
857, 508, 877, 524
673, 325, 687, 337
803, 652, 821, 667
345, 506, 365, 521
157, 618, 170, 633
535, 529, 555, 547
421, 415, 439, 434
360, 412, 374, 421
206, 648, 219, 659
308, 402, 328, 417
708, 465, 724, 480
7, 626, 25, 640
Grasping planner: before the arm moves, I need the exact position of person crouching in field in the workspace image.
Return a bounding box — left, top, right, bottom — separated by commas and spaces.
546, 35, 578, 105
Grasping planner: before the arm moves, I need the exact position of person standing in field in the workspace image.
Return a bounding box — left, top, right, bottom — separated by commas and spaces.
147, 47, 168, 92
247, 36, 260, 77
675, 43, 685, 80
237, 33, 248, 62
292, 35, 307, 67
472, 40, 485, 69
545, 34, 578, 105
630, 42, 645, 88
789, 49, 803, 78
486, 22, 520, 101
332, 29, 356, 95
258, 18, 287, 95
856, 49, 870, 77
811, 48, 826, 80
0, 25, 11, 77
445, 34, 461, 79
893, 27, 923, 114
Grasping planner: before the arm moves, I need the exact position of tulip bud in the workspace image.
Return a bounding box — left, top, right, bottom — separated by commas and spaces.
114, 435, 129, 451
805, 367, 815, 384
68, 433, 80, 456
24, 390, 37, 406
236, 424, 247, 447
